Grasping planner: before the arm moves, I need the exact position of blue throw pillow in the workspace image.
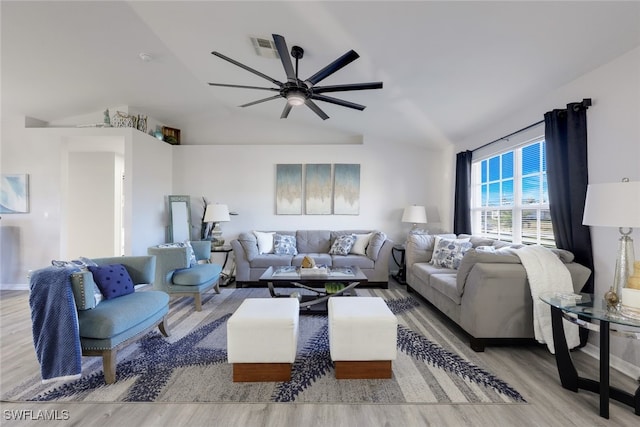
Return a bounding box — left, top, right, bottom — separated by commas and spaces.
329, 234, 357, 256
88, 264, 135, 300
273, 233, 298, 255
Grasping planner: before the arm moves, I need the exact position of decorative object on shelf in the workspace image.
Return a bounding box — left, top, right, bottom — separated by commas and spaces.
0, 174, 29, 213
162, 126, 181, 145
112, 111, 137, 128
103, 109, 111, 126
203, 203, 230, 246
137, 115, 147, 133
583, 178, 640, 311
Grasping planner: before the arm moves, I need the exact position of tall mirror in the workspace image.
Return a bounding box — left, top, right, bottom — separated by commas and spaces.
168, 195, 192, 243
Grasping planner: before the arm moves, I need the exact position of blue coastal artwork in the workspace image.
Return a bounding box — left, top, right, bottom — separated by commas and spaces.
333, 164, 360, 215
0, 174, 29, 213
305, 164, 332, 214
276, 164, 302, 215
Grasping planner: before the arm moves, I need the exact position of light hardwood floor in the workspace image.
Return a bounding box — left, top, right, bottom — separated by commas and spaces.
1, 281, 638, 427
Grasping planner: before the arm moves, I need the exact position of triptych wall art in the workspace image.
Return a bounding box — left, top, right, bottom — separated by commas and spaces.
276, 164, 360, 215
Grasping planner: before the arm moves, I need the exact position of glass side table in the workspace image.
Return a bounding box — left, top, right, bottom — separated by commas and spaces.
539, 292, 640, 419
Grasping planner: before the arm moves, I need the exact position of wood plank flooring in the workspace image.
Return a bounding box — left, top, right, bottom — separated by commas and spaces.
1, 281, 638, 427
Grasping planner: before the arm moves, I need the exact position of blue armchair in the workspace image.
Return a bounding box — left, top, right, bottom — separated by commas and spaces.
148, 240, 222, 311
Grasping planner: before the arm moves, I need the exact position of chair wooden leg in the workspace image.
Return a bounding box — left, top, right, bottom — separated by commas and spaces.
214, 280, 221, 294
158, 317, 171, 337
103, 349, 117, 384
194, 293, 202, 311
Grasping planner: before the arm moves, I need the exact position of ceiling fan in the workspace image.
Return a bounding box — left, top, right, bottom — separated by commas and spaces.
208, 34, 383, 120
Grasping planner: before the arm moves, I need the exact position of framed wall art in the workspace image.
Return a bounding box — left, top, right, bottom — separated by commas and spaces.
0, 174, 29, 213
333, 164, 360, 215
276, 164, 302, 214
305, 164, 332, 214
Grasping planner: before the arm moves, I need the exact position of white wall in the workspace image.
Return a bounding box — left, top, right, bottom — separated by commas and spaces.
453, 46, 640, 374
171, 138, 446, 246
0, 118, 173, 287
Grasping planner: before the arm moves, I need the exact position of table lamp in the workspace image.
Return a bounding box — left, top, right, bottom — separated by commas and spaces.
203, 203, 230, 247
402, 205, 428, 235
582, 178, 640, 311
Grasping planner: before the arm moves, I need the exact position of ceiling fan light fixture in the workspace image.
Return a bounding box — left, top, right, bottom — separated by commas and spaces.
286, 92, 306, 106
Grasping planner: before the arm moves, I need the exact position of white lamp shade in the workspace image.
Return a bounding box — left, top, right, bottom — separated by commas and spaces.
203, 204, 230, 223
402, 205, 427, 224
582, 181, 640, 228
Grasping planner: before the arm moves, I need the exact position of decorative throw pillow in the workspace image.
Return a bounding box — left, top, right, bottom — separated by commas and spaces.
88, 264, 135, 300
329, 234, 357, 256
273, 233, 298, 255
430, 236, 472, 269
366, 231, 387, 260
185, 241, 197, 267
350, 233, 372, 255
253, 231, 275, 254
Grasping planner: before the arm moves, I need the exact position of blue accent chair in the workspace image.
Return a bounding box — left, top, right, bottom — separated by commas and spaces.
148, 240, 222, 311
70, 255, 170, 384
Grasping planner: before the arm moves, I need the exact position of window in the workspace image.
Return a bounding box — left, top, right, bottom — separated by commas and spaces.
471, 139, 555, 246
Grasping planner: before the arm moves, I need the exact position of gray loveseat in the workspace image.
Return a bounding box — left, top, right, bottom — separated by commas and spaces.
405, 233, 592, 351
231, 230, 393, 287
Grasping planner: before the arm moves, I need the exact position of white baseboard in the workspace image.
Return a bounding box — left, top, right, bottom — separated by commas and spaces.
580, 343, 640, 381
0, 283, 29, 291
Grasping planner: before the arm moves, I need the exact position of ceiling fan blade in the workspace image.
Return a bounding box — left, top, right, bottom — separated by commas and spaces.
239, 95, 282, 108
212, 51, 283, 87
304, 99, 329, 120
311, 94, 366, 111
208, 82, 280, 92
313, 82, 383, 94
272, 34, 296, 82
281, 103, 293, 119
305, 50, 360, 86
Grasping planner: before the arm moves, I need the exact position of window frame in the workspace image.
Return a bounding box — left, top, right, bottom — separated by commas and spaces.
470, 136, 555, 247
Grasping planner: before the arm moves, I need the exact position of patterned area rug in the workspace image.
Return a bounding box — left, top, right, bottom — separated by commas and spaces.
4, 288, 526, 404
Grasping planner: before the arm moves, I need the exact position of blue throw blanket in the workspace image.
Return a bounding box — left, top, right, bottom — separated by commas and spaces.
29, 266, 82, 383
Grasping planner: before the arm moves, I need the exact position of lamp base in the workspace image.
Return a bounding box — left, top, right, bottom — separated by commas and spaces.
609, 231, 635, 311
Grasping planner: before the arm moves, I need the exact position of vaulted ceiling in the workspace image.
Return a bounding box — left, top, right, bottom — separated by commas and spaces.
2, 1, 639, 148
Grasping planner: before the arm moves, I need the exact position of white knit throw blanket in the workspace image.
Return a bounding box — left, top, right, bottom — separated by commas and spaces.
513, 245, 580, 354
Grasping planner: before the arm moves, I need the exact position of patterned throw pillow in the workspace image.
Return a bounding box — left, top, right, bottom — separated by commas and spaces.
329, 234, 357, 256
273, 234, 298, 255
88, 264, 135, 300
430, 237, 473, 269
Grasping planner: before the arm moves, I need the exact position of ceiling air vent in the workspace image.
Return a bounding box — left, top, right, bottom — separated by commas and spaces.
250, 36, 280, 59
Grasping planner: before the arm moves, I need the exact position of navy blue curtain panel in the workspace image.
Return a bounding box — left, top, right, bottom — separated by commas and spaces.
454, 150, 473, 235
545, 100, 594, 346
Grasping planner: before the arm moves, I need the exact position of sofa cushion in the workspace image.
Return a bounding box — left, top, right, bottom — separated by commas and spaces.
412, 263, 457, 287
238, 232, 259, 261
274, 233, 298, 255
171, 263, 222, 286
88, 264, 135, 300
350, 233, 372, 255
249, 254, 293, 268
330, 234, 356, 255
430, 237, 472, 269
292, 253, 332, 267
332, 254, 375, 269
430, 274, 461, 305
297, 230, 331, 253
78, 291, 169, 340
365, 231, 387, 260
456, 249, 522, 296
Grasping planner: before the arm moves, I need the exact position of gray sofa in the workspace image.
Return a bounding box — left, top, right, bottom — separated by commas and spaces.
405, 233, 592, 351
231, 230, 393, 287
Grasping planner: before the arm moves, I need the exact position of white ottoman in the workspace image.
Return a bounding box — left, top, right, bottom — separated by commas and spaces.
227, 298, 299, 382
328, 297, 398, 379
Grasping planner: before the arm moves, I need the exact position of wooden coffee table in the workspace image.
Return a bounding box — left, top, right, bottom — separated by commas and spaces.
258, 266, 368, 314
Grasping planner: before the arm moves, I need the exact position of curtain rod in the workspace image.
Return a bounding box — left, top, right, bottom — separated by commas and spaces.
472, 98, 592, 153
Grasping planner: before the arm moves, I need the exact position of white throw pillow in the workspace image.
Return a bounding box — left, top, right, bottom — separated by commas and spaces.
253, 231, 275, 254
350, 233, 372, 255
